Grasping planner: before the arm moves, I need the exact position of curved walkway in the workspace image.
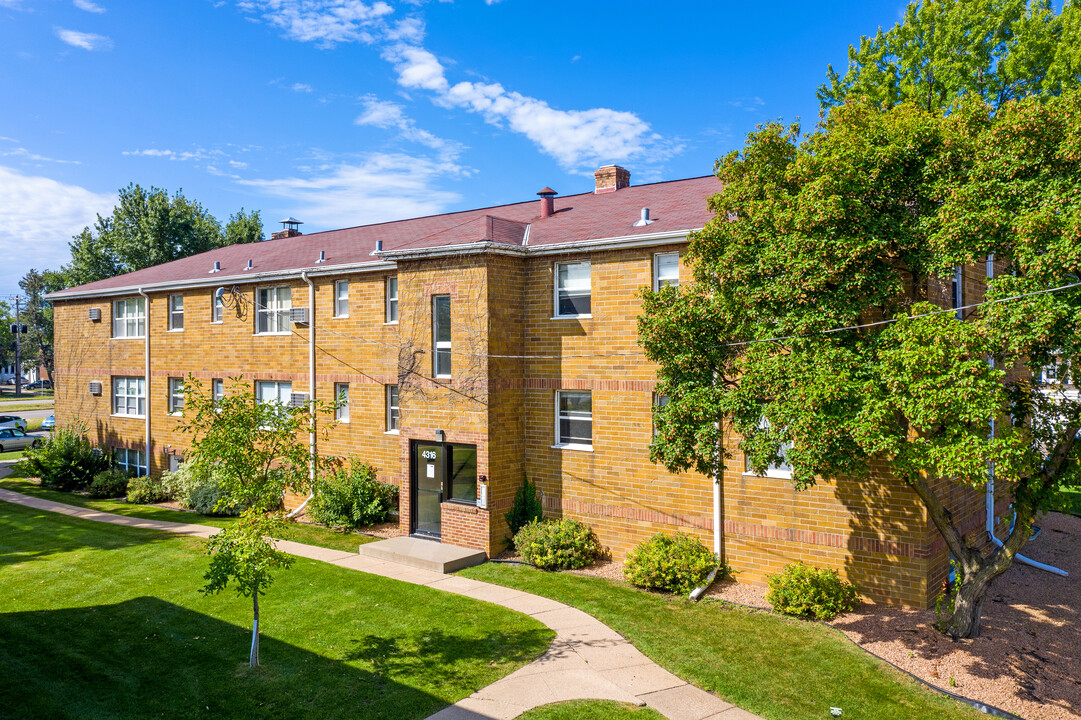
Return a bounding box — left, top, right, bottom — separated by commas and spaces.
0, 488, 762, 720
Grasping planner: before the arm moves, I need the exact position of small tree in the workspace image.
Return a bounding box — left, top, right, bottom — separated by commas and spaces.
179, 377, 332, 665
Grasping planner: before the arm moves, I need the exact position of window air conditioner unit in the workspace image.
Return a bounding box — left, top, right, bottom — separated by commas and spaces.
289, 392, 310, 408
88, 381, 102, 395
88, 308, 102, 322
290, 307, 309, 324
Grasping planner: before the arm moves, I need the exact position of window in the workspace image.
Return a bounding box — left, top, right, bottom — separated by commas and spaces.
744, 419, 793, 479
335, 383, 350, 422
555, 390, 592, 449
168, 377, 185, 415
212, 292, 223, 323
386, 276, 399, 323
255, 380, 292, 407
114, 448, 147, 477
555, 261, 591, 317
113, 298, 145, 338
653, 253, 679, 290
952, 266, 964, 320
256, 286, 291, 334
113, 376, 145, 417
212, 378, 224, 405
432, 295, 451, 377
448, 444, 477, 503
334, 280, 349, 318
653, 393, 670, 436
168, 294, 184, 330
386, 384, 399, 432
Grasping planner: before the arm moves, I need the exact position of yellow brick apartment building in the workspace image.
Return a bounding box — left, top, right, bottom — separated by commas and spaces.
49, 166, 985, 607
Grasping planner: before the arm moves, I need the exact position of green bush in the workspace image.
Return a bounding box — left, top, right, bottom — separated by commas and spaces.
87, 468, 130, 499
17, 426, 110, 492
623, 533, 719, 595
514, 518, 602, 570
765, 562, 860, 620
126, 475, 169, 505
161, 462, 242, 516
505, 476, 543, 542
309, 460, 397, 529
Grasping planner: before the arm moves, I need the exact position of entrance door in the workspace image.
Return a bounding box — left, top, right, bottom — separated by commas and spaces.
412, 443, 443, 537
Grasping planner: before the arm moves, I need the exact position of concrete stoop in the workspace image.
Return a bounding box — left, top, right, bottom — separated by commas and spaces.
357, 536, 488, 574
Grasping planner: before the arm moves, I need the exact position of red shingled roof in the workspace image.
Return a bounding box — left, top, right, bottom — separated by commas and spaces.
51, 175, 720, 298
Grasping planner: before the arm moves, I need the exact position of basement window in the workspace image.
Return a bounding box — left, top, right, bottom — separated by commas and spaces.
113, 448, 147, 477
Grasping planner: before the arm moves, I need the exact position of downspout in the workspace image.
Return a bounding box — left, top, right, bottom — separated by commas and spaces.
137, 288, 151, 473
690, 376, 724, 601
287, 271, 317, 519
984, 258, 1066, 576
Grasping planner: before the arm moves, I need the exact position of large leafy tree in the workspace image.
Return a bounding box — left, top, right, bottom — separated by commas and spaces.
17, 269, 64, 384
61, 185, 263, 288
640, 91, 1080, 639
818, 0, 1081, 112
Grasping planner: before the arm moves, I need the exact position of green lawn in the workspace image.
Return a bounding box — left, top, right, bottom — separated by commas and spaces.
0, 476, 382, 554
518, 701, 664, 719
1050, 485, 1081, 516
0, 501, 553, 720
0, 401, 54, 412
459, 564, 984, 720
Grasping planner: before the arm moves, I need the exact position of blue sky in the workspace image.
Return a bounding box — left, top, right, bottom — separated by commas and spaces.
0, 0, 906, 295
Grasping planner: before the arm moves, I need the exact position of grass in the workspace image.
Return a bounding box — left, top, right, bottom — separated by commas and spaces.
0, 501, 553, 719
1050, 485, 1081, 516
0, 449, 25, 461
0, 476, 382, 554
518, 701, 664, 719
459, 564, 985, 720
0, 400, 54, 411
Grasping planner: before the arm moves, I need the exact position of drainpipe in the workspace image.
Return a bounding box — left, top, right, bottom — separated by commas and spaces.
288, 272, 317, 519
137, 288, 151, 472
690, 383, 724, 601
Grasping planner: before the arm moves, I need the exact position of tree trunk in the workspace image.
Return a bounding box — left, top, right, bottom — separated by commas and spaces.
944, 563, 996, 638
250, 587, 259, 667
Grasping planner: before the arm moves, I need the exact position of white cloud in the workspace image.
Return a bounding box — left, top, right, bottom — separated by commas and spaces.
0, 166, 114, 293
0, 0, 26, 8
729, 96, 766, 112
122, 147, 225, 162
354, 95, 462, 161
55, 28, 113, 51
0, 147, 81, 165
355, 97, 405, 128
291, 82, 313, 92
236, 0, 394, 47
73, 0, 106, 13
236, 153, 462, 229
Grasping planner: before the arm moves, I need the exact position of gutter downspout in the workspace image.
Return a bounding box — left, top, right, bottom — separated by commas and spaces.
691, 378, 724, 601
287, 272, 317, 519
137, 288, 151, 473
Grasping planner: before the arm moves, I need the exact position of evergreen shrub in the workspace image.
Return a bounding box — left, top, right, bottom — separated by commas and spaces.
765, 562, 859, 620
624, 532, 719, 595
514, 518, 601, 569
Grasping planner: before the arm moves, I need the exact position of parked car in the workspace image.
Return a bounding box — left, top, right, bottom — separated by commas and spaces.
41, 414, 55, 431
0, 428, 44, 452
26, 380, 52, 389
0, 415, 28, 431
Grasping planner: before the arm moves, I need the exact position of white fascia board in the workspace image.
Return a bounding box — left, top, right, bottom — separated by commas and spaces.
46, 260, 398, 301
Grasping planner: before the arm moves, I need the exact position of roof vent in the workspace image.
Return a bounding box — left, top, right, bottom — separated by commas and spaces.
371, 240, 383, 256
271, 217, 304, 240
316, 250, 325, 263
210, 261, 221, 273
245, 259, 253, 271
537, 187, 557, 218
633, 208, 655, 227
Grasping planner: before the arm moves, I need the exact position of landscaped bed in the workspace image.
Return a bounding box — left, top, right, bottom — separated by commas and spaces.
0, 500, 553, 719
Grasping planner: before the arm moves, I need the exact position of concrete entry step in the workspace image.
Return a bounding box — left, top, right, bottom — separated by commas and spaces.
357, 536, 488, 574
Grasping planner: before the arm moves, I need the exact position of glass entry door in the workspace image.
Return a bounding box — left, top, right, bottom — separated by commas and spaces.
412, 443, 443, 537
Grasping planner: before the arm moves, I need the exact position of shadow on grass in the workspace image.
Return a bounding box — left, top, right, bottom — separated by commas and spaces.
0, 596, 456, 720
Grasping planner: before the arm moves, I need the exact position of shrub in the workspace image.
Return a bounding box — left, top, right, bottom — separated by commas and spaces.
126, 475, 169, 505
766, 562, 859, 620
505, 476, 543, 542
624, 532, 718, 595
309, 460, 397, 529
87, 468, 130, 499
161, 462, 242, 516
514, 518, 602, 570
17, 426, 110, 492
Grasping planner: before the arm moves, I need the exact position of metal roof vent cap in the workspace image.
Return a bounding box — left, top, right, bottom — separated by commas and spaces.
633, 207, 655, 227
370, 240, 383, 256
316, 250, 325, 263
210, 261, 221, 274
537, 187, 557, 218
245, 259, 253, 271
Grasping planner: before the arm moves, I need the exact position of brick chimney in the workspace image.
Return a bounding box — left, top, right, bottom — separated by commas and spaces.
537, 187, 557, 217
594, 165, 630, 193
271, 217, 304, 240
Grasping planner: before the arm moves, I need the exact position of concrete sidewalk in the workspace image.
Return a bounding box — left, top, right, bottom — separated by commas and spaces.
0, 487, 762, 720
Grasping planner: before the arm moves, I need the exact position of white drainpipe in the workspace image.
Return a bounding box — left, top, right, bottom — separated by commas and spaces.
287, 272, 317, 519
690, 404, 724, 601
138, 288, 151, 471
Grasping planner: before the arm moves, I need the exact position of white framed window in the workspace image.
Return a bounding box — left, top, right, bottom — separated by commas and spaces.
743, 419, 793, 479
952, 266, 964, 320
168, 377, 185, 415
255, 380, 292, 407
334, 280, 349, 318
168, 294, 184, 331
386, 384, 400, 432
113, 298, 145, 338
256, 286, 291, 334
212, 378, 224, 405
386, 276, 399, 323
432, 295, 451, 377
113, 448, 147, 477
554, 260, 591, 318
653, 393, 670, 436
112, 376, 146, 417
212, 292, 223, 323
555, 390, 592, 449
335, 383, 350, 422
653, 253, 679, 290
